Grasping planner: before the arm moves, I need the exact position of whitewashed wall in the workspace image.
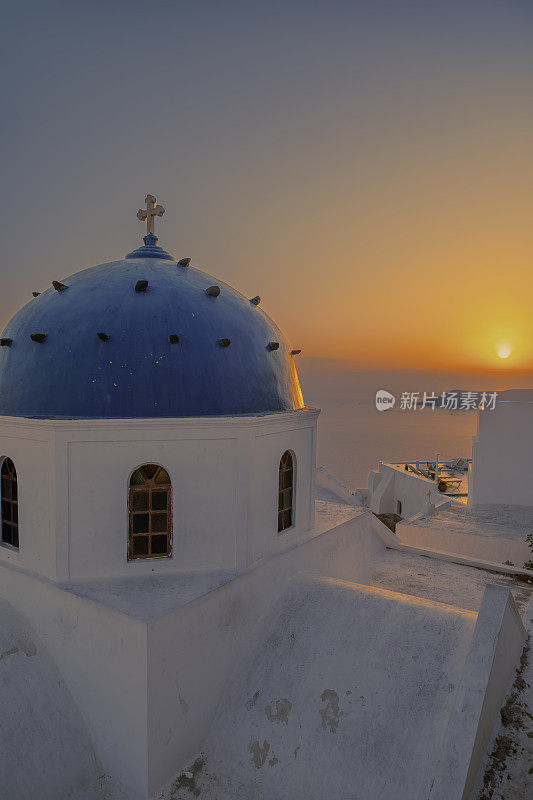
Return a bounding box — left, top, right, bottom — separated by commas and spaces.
0, 418, 56, 578
470, 399, 533, 507
0, 410, 318, 581
146, 512, 375, 795
369, 462, 444, 518
396, 521, 531, 566
0, 563, 149, 795
0, 510, 377, 799
429, 586, 526, 800
67, 435, 240, 579
247, 417, 316, 564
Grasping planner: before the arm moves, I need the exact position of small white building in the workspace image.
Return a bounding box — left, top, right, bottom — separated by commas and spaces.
470, 389, 533, 507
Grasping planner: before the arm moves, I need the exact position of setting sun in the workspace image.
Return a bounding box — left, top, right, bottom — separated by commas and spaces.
497, 343, 512, 359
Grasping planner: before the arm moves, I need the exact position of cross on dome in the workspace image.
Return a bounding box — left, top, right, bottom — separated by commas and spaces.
136, 194, 165, 235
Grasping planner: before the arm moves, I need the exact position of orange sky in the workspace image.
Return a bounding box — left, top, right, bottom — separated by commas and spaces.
2, 2, 533, 373
230, 127, 533, 372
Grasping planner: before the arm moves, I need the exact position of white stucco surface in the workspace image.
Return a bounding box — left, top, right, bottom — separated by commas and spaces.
471, 593, 533, 799
0, 419, 58, 578
58, 501, 364, 622
370, 549, 533, 615
406, 503, 533, 541
167, 575, 477, 800
430, 585, 526, 800
396, 503, 532, 567
144, 511, 377, 795
315, 465, 359, 505
0, 563, 150, 794
2, 385, 531, 800
2, 508, 529, 800
0, 410, 318, 582
313, 497, 364, 530
62, 776, 137, 800
394, 505, 532, 568
60, 569, 239, 622
471, 396, 533, 507
0, 501, 378, 799
0, 598, 99, 800
368, 461, 449, 518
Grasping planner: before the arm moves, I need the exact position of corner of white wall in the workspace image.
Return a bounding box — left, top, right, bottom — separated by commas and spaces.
369, 466, 395, 513
429, 584, 526, 800
315, 466, 358, 505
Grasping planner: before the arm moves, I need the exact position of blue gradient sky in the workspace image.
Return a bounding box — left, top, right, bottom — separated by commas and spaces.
2, 1, 533, 368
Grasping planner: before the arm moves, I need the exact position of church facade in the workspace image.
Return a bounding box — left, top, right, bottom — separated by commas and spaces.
0, 195, 319, 583
0, 198, 374, 798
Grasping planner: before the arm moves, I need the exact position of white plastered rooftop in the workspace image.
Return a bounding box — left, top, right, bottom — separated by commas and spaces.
58, 498, 364, 622
371, 548, 533, 616
408, 502, 533, 542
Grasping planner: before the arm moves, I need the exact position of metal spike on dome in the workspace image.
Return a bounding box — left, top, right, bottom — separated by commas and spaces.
218, 338, 231, 347
250, 296, 261, 305
169, 334, 180, 344
267, 342, 280, 351
290, 349, 302, 355
52, 280, 68, 292
206, 285, 220, 297
0, 338, 12, 347
177, 258, 191, 268
97, 332, 109, 342
30, 333, 47, 344
135, 280, 149, 293
32, 292, 41, 298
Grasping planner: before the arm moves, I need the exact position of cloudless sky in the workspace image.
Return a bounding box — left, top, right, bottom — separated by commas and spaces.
2, 0, 533, 370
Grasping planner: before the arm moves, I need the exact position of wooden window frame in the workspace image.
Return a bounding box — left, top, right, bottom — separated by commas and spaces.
128, 464, 172, 561
278, 450, 294, 533
1, 457, 19, 549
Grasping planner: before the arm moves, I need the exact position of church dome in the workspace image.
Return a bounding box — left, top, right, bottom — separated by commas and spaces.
0, 203, 304, 419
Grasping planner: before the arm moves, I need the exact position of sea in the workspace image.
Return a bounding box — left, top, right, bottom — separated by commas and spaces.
298, 359, 533, 491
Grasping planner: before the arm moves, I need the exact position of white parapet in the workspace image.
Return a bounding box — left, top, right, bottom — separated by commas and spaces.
429, 584, 526, 800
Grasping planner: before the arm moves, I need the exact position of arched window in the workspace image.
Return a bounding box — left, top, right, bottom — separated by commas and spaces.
128, 464, 172, 560
1, 458, 19, 549
278, 451, 294, 532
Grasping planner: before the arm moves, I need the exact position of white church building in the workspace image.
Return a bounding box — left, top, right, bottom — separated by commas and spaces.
0, 198, 530, 800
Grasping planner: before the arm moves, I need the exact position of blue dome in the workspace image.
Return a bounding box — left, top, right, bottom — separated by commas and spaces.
0, 238, 304, 419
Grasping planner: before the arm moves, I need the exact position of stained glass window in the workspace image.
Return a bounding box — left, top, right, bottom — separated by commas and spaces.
1, 458, 19, 548
130, 469, 146, 486
278, 451, 294, 532
128, 465, 172, 560
155, 468, 170, 484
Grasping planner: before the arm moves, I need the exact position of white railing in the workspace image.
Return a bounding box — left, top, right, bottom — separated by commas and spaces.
390, 457, 470, 494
